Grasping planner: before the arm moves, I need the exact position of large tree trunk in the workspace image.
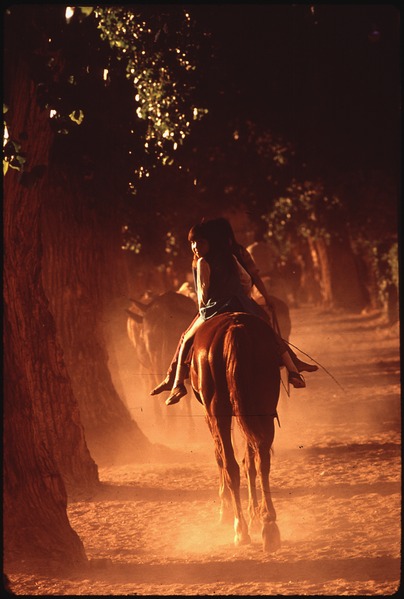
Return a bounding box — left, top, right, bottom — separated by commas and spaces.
3, 314, 88, 572
3, 14, 98, 569
40, 164, 154, 466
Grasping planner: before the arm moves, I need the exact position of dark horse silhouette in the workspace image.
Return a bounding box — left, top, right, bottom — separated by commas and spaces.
126, 291, 196, 427
190, 311, 282, 552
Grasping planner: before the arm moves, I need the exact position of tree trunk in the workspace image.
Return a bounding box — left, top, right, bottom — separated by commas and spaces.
307, 235, 369, 312
3, 314, 88, 572
307, 237, 334, 308
328, 236, 368, 312
41, 169, 153, 466
3, 48, 97, 573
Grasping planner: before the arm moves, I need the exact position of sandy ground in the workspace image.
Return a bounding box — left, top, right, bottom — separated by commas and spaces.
7, 307, 401, 596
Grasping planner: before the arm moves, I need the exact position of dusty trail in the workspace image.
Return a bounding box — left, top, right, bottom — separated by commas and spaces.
7, 307, 401, 596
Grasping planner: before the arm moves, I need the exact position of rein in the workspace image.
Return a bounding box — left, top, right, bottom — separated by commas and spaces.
268, 305, 346, 394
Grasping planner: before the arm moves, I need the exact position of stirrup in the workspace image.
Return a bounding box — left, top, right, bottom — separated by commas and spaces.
165, 384, 187, 406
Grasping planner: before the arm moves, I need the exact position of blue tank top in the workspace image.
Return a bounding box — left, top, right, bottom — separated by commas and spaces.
193, 254, 267, 321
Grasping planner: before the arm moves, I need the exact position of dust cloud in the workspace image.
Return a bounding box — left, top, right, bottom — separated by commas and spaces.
8, 304, 401, 595
105, 302, 399, 458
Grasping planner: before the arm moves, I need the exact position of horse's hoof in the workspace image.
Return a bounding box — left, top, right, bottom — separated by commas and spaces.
234, 517, 251, 546
234, 532, 251, 546
262, 521, 281, 553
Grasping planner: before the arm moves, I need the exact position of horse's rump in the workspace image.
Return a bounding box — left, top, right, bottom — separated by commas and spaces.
191, 312, 280, 430
225, 313, 280, 443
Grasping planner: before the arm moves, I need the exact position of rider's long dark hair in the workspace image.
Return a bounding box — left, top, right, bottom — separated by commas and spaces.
188, 222, 207, 269
203, 218, 247, 270
188, 220, 238, 277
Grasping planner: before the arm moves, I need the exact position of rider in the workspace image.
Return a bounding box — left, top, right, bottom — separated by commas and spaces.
205, 217, 318, 374
151, 220, 308, 406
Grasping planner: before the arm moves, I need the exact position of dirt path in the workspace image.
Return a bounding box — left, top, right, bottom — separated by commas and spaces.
8, 308, 401, 596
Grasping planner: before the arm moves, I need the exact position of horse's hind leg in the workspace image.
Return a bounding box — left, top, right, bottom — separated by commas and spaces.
217, 458, 233, 525
243, 443, 260, 532
256, 421, 281, 553
214, 415, 251, 546
206, 416, 232, 524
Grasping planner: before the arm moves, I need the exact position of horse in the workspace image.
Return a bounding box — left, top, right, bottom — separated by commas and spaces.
190, 311, 282, 552
126, 291, 197, 427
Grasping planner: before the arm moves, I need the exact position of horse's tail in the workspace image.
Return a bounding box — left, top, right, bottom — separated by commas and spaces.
223, 316, 280, 442
224, 321, 252, 413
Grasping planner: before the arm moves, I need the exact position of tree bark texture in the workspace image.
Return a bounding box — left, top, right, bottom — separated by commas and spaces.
3, 314, 88, 572
41, 162, 152, 466
3, 7, 98, 570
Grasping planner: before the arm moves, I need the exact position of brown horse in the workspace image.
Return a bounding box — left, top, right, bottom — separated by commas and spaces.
190, 311, 282, 552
